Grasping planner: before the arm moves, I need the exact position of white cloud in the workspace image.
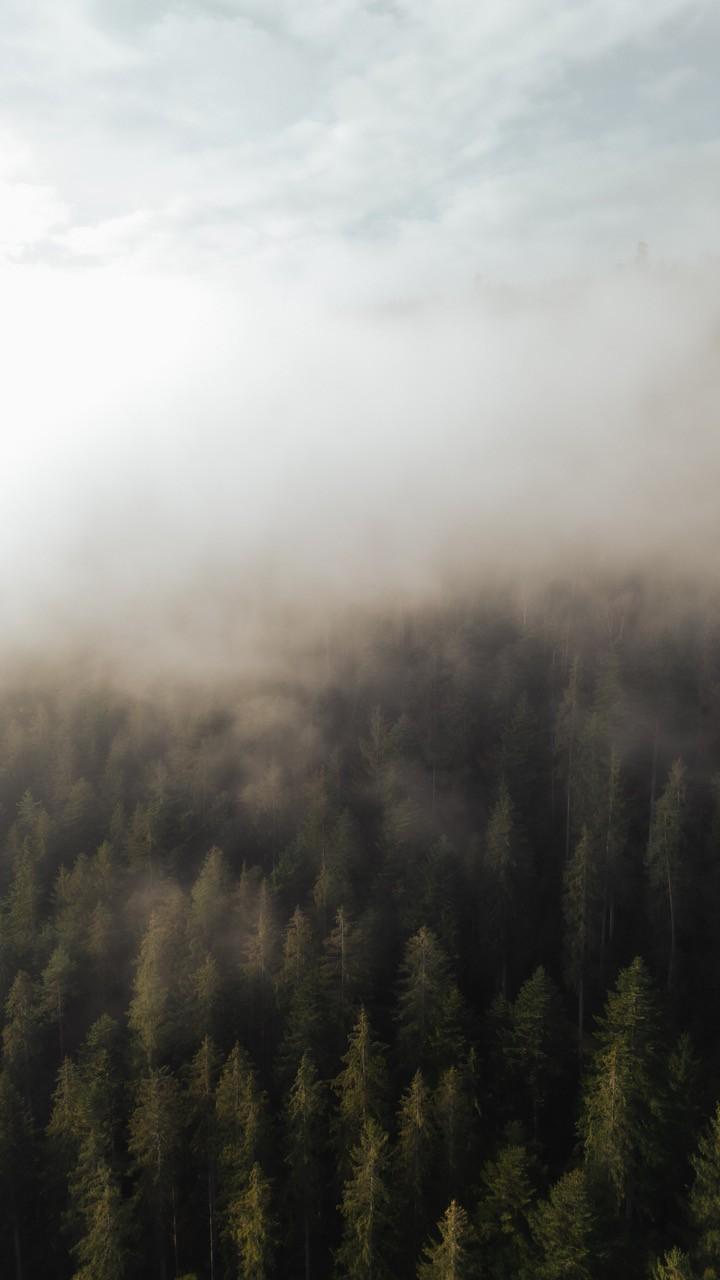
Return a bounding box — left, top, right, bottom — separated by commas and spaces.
0, 0, 716, 295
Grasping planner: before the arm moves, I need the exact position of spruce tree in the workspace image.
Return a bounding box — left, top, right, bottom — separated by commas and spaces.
128, 1067, 183, 1280
333, 1007, 388, 1169
396, 928, 463, 1077
336, 1117, 392, 1280
434, 1066, 473, 1208
580, 957, 665, 1218
563, 828, 598, 1049
417, 1200, 475, 1280
485, 779, 519, 997
228, 1161, 274, 1280
531, 1168, 598, 1280
71, 1159, 131, 1280
503, 966, 565, 1141
188, 1036, 219, 1280
690, 1101, 720, 1275
645, 759, 686, 990
396, 1069, 436, 1263
285, 1052, 326, 1280
476, 1140, 536, 1280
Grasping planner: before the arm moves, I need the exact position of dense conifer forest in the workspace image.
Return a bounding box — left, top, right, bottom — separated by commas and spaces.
4, 575, 720, 1279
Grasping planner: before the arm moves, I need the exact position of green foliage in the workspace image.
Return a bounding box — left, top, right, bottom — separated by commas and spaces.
690, 1102, 720, 1275
531, 1168, 598, 1280
396, 927, 464, 1076
417, 1200, 475, 1280
580, 957, 665, 1216
71, 1159, 132, 1280
227, 1162, 274, 1280
333, 1007, 388, 1164
503, 966, 566, 1139
648, 1247, 696, 1279
476, 1141, 536, 1280
336, 1118, 392, 1280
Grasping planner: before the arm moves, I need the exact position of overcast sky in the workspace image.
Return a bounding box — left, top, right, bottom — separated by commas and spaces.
1, 0, 719, 290
1, 1, 719, 668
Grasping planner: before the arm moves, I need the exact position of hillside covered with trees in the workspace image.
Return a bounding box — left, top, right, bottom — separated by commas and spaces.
4, 575, 720, 1278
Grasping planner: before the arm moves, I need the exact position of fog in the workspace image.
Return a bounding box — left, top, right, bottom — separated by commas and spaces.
1, 254, 718, 677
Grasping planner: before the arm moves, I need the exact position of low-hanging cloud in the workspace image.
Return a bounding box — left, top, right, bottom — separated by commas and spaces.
1, 256, 719, 677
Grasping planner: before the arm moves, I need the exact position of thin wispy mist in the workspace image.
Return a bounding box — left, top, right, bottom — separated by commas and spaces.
2, 258, 719, 675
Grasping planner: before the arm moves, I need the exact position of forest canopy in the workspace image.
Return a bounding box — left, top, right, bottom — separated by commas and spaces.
2, 573, 720, 1278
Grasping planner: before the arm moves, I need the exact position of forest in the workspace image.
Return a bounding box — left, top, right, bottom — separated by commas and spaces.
3, 573, 720, 1279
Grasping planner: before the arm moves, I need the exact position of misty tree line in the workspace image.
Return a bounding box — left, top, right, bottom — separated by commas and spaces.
3, 578, 720, 1278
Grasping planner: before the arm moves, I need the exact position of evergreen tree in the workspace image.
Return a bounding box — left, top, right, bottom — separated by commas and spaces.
648, 1248, 695, 1279
476, 1140, 536, 1280
396, 1069, 436, 1263
434, 1065, 474, 1208
417, 1200, 475, 1280
531, 1168, 598, 1280
189, 847, 229, 952
503, 966, 565, 1141
71, 1159, 131, 1280
128, 1067, 184, 1280
2, 970, 40, 1105
0, 1068, 33, 1280
188, 1036, 219, 1280
485, 779, 520, 996
285, 1052, 326, 1280
333, 1007, 388, 1169
396, 928, 463, 1076
645, 759, 687, 990
690, 1101, 720, 1275
580, 957, 665, 1218
336, 1117, 392, 1280
227, 1161, 274, 1280
40, 944, 76, 1061
563, 828, 598, 1049
128, 896, 186, 1067
216, 1043, 267, 1212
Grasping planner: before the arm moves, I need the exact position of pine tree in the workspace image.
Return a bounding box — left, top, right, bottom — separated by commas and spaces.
40, 944, 76, 1061
476, 1140, 536, 1280
396, 1069, 436, 1261
485, 779, 519, 997
188, 1036, 219, 1280
645, 759, 686, 989
333, 1008, 388, 1169
189, 847, 229, 953
128, 1067, 183, 1280
128, 897, 186, 1067
690, 1101, 720, 1274
503, 967, 565, 1141
434, 1066, 474, 1208
396, 928, 463, 1076
71, 1158, 131, 1280
648, 1248, 695, 1279
417, 1200, 474, 1280
242, 878, 278, 1064
555, 657, 581, 864
323, 907, 365, 1028
531, 1168, 598, 1280
277, 907, 327, 1077
563, 828, 598, 1050
190, 950, 221, 1042
580, 957, 665, 1217
285, 1052, 325, 1280
216, 1044, 267, 1204
0, 1068, 33, 1280
227, 1161, 274, 1280
2, 970, 40, 1105
336, 1118, 392, 1280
